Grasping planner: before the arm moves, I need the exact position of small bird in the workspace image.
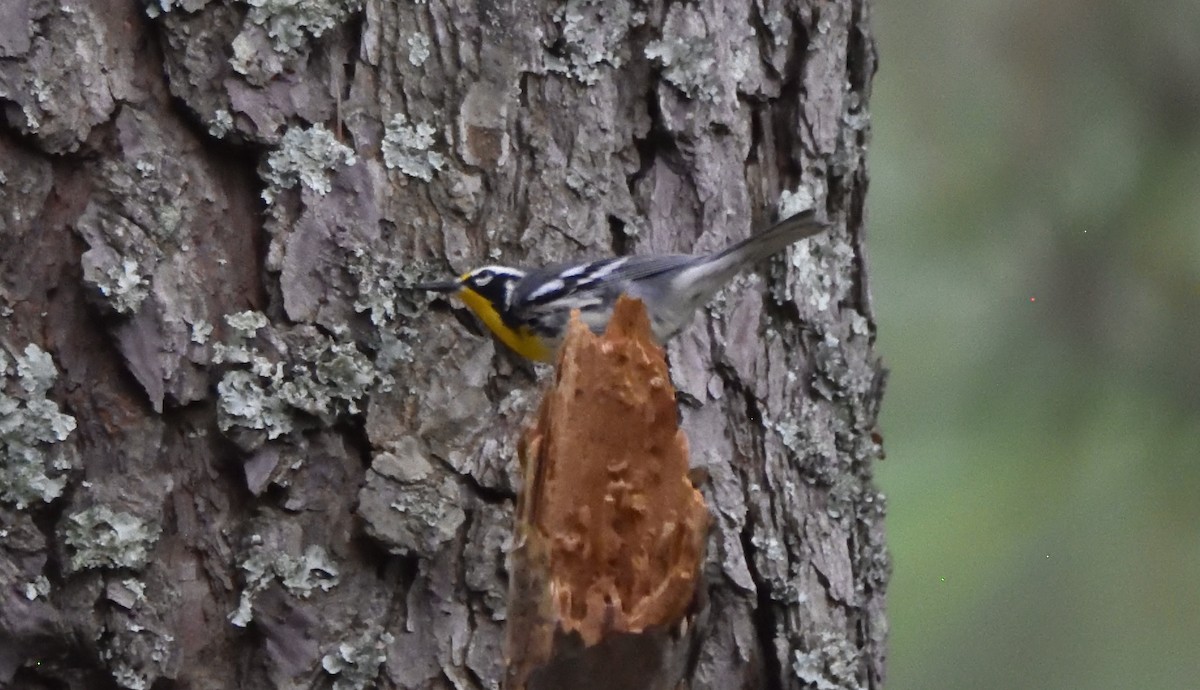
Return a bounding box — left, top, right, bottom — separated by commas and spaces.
415, 210, 827, 361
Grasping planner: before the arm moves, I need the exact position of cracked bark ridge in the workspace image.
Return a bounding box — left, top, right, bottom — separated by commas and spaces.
507, 297, 709, 690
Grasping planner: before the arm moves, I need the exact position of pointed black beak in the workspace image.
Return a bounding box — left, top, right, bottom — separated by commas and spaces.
412, 279, 461, 293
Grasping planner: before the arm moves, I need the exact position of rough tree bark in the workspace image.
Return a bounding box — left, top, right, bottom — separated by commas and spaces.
0, 1, 885, 689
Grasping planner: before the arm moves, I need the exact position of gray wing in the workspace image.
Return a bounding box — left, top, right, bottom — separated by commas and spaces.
510, 254, 698, 335
513, 255, 696, 305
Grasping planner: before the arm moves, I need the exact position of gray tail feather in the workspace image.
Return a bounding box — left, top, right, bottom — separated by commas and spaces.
706, 208, 827, 281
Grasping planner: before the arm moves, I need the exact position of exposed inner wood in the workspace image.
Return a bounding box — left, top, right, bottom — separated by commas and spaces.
507, 297, 709, 686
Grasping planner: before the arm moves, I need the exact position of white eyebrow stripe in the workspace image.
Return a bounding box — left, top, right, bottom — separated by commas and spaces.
474, 266, 525, 277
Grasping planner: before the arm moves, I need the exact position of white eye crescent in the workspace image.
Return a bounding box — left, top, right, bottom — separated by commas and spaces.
473, 273, 493, 287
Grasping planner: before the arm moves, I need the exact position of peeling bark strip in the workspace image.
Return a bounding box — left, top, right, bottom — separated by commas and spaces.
506, 297, 709, 690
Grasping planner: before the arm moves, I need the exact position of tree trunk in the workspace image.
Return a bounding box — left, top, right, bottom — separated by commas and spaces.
0, 0, 885, 688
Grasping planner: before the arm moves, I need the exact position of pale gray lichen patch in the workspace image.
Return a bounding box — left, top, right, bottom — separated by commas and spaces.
644, 35, 714, 101
853, 488, 891, 590
1, 344, 78, 509
98, 575, 177, 690
773, 230, 854, 317
216, 370, 295, 442
13, 345, 56, 393
109, 577, 148, 609
810, 331, 878, 416
842, 91, 870, 133
95, 258, 151, 314
247, 0, 364, 54
778, 187, 816, 219
261, 124, 357, 204
760, 5, 789, 47
230, 540, 339, 627
207, 108, 234, 138
643, 3, 753, 106
543, 0, 643, 85
747, 525, 789, 593
762, 394, 846, 486
283, 338, 386, 416
792, 630, 863, 690
106, 651, 156, 690
344, 245, 425, 367
63, 506, 161, 572
849, 312, 870, 337
76, 110, 202, 315
381, 113, 445, 182
228, 0, 364, 81
214, 311, 393, 447
407, 32, 430, 66
644, 5, 753, 104
143, 0, 212, 19
321, 627, 395, 690
226, 310, 270, 334
78, 216, 155, 315
23, 574, 51, 600
347, 247, 405, 328
103, 634, 172, 690
189, 320, 213, 345
345, 243, 427, 329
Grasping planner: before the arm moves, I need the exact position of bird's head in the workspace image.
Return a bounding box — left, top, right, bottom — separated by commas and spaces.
416, 265, 548, 359
416, 266, 526, 311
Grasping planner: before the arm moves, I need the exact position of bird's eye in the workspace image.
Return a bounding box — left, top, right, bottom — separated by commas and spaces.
472, 272, 493, 287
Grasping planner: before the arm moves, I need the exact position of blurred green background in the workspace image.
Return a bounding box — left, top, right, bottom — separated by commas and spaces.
869, 0, 1200, 688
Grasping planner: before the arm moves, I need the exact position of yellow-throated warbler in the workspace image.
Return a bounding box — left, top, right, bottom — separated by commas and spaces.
415, 210, 827, 361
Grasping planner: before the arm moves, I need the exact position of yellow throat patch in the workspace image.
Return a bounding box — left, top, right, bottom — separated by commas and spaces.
457, 286, 553, 362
